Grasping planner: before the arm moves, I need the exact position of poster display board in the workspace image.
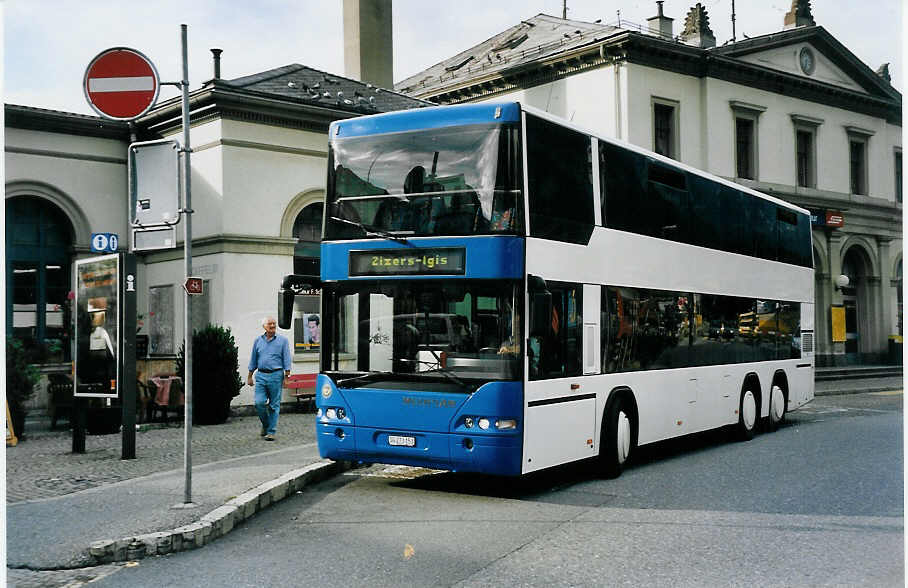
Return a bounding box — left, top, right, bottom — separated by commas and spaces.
75, 254, 120, 397
830, 305, 847, 343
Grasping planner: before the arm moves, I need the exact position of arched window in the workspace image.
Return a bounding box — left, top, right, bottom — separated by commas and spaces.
291, 202, 323, 354
292, 202, 323, 276
6, 197, 74, 361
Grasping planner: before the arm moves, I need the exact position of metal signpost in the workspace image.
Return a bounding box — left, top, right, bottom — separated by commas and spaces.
85, 26, 196, 505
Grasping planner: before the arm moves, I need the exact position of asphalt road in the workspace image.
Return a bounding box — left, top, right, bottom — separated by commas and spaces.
54, 392, 906, 587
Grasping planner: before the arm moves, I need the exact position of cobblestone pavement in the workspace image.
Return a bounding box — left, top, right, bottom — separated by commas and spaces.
6, 410, 317, 504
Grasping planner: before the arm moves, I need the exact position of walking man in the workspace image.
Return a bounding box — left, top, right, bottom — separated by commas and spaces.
247, 316, 291, 441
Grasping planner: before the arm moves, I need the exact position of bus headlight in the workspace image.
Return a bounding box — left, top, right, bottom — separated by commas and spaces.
321, 382, 333, 399
326, 408, 337, 420
478, 418, 490, 430
464, 417, 474, 428
495, 419, 517, 430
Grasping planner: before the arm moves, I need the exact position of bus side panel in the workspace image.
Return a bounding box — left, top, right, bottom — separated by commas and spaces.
523, 379, 597, 474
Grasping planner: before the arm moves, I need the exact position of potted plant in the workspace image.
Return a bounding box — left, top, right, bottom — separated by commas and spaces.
177, 324, 243, 425
6, 338, 40, 440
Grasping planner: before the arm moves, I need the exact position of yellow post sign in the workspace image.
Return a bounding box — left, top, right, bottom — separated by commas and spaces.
831, 305, 847, 343
6, 401, 18, 447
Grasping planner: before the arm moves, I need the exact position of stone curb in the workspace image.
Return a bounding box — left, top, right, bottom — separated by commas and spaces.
815, 385, 903, 396
87, 459, 352, 564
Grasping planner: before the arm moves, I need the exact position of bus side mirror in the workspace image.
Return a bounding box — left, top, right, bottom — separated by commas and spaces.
278, 289, 295, 330
527, 275, 552, 337
529, 292, 552, 337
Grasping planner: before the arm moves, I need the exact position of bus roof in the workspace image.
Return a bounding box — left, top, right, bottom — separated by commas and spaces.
330, 102, 520, 138
331, 101, 809, 217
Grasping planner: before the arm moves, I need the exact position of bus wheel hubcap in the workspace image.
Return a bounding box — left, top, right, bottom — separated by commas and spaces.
742, 391, 756, 430
616, 411, 631, 464
771, 385, 785, 421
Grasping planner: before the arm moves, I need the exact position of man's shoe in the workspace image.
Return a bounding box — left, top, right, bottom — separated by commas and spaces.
264, 434, 275, 441
260, 427, 266, 437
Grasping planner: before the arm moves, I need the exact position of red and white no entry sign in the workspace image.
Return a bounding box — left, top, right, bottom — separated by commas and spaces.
84, 47, 160, 120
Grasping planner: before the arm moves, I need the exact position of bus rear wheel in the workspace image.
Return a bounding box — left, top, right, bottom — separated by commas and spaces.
768, 384, 786, 431
736, 388, 758, 441
599, 396, 632, 479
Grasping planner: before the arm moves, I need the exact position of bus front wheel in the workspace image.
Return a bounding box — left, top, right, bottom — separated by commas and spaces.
736, 388, 758, 441
599, 396, 632, 479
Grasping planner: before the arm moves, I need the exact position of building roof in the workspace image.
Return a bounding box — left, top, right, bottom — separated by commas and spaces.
223, 63, 429, 114
5, 104, 129, 139
395, 14, 622, 97
395, 13, 900, 125
7, 63, 429, 139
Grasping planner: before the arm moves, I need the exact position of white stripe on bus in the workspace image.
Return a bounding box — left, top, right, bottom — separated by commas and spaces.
88, 76, 155, 93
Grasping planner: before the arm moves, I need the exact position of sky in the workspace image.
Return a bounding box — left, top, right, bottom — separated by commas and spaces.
2, 0, 903, 115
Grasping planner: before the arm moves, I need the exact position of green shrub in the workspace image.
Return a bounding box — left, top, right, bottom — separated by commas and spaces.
177, 324, 243, 425
6, 338, 40, 435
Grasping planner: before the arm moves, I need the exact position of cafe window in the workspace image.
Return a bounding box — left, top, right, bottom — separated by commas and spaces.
149, 285, 175, 355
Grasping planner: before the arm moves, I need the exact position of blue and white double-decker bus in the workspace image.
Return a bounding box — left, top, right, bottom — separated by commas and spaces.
280, 102, 814, 477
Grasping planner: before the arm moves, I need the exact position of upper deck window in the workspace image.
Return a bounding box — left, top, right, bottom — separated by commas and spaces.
326, 124, 521, 240
525, 115, 594, 244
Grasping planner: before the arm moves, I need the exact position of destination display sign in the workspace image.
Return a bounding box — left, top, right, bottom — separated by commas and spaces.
350, 247, 466, 276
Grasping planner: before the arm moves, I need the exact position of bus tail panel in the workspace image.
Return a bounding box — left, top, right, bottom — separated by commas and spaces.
316, 377, 524, 475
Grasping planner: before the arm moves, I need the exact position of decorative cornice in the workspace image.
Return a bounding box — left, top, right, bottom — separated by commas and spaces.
790, 113, 824, 127
193, 138, 328, 158
729, 100, 767, 115
844, 125, 875, 138
138, 234, 296, 263
5, 146, 126, 165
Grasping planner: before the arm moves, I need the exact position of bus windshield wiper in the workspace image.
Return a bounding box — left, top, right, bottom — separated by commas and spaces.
399, 356, 468, 388
335, 371, 394, 387
330, 216, 414, 246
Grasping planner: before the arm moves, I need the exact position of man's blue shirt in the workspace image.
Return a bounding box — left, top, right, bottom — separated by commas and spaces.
248, 333, 291, 372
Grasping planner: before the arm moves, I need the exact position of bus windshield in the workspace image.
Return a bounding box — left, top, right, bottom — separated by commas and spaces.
326, 279, 522, 387
326, 124, 521, 239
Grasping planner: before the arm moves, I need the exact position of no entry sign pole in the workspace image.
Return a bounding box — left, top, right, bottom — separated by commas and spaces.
85, 27, 196, 506
157, 25, 195, 507
179, 24, 195, 507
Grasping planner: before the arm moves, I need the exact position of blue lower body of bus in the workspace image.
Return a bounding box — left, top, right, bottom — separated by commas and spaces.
315, 375, 524, 476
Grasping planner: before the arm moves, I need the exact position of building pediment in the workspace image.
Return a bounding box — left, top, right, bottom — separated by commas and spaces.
712, 26, 900, 103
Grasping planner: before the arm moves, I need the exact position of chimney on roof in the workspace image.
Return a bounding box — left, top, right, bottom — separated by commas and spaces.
679, 3, 716, 48
646, 1, 674, 39
211, 48, 223, 80
783, 0, 816, 30
343, 0, 393, 89
876, 63, 892, 83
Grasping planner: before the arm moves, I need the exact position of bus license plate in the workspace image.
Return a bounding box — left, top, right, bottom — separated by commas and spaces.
388, 435, 416, 447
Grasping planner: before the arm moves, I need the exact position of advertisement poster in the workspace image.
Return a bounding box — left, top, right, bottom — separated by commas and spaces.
303, 313, 320, 351
75, 254, 120, 397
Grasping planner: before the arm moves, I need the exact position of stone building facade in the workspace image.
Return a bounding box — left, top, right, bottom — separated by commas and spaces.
396, 1, 903, 366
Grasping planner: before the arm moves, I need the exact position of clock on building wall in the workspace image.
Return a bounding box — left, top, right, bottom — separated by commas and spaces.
799, 47, 816, 75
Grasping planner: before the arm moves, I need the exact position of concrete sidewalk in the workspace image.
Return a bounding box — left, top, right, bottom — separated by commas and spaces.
6, 411, 349, 570
6, 368, 903, 573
